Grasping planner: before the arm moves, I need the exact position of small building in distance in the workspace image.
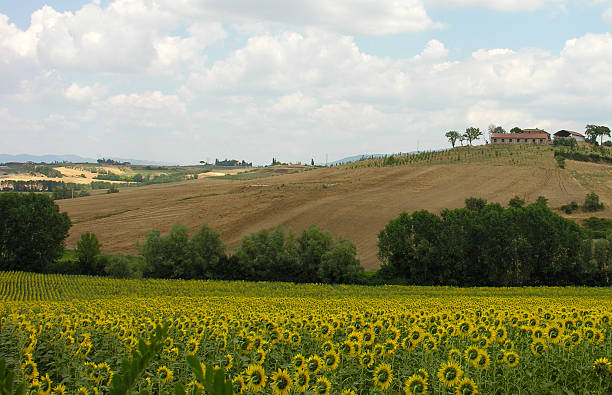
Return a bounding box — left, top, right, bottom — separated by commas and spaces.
491, 128, 551, 145
553, 130, 586, 142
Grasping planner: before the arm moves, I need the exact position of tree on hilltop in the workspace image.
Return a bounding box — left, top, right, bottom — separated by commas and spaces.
445, 131, 461, 148
585, 124, 611, 145
464, 127, 482, 146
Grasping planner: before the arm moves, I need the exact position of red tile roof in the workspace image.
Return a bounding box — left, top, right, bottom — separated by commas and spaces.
491, 133, 550, 139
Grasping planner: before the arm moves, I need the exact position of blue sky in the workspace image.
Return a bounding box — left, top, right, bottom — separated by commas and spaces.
1, 0, 612, 164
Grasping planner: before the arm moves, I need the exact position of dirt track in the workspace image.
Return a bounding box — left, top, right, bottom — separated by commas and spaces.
56, 157, 611, 269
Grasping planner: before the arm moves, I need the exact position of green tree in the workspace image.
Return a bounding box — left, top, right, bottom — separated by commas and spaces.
189, 224, 225, 279
509, 127, 523, 134
464, 127, 482, 146
445, 131, 461, 148
583, 192, 604, 212
297, 225, 334, 282
465, 197, 487, 212
0, 193, 71, 272
141, 224, 191, 279
508, 196, 525, 208
318, 238, 362, 284
585, 124, 611, 145
76, 232, 101, 274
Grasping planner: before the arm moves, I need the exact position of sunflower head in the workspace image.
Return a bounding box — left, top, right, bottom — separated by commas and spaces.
245, 364, 266, 392
404, 374, 427, 395
157, 365, 173, 384
293, 369, 309, 392
503, 351, 519, 368
437, 361, 463, 387
455, 377, 478, 394
314, 376, 331, 395
593, 357, 611, 376
271, 368, 292, 395
373, 363, 393, 390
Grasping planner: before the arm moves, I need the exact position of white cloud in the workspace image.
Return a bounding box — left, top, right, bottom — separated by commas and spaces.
159, 0, 442, 35
96, 91, 186, 128
414, 39, 449, 60
429, 0, 567, 12
602, 7, 612, 24
65, 83, 107, 102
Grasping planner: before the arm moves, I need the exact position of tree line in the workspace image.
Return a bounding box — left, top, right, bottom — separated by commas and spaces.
378, 197, 610, 286
1, 192, 609, 286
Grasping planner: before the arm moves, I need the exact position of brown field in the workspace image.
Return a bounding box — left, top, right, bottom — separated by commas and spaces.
57, 148, 612, 269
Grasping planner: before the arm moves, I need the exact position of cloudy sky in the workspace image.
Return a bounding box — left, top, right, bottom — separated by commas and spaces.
1, 1, 612, 165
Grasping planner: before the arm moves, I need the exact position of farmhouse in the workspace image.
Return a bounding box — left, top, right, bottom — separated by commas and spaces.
553, 130, 586, 142
491, 129, 551, 145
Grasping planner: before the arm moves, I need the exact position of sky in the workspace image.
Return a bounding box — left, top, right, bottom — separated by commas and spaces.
1, 1, 612, 165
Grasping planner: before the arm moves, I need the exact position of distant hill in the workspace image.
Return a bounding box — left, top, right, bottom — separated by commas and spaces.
0, 153, 176, 166
329, 152, 419, 166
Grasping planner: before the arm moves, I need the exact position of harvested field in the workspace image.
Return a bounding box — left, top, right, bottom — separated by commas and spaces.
57, 146, 612, 269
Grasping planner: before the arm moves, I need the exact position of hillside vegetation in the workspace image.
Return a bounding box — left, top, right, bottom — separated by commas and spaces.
57, 144, 612, 268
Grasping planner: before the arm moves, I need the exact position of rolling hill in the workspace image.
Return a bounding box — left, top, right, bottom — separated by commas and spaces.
56, 145, 612, 269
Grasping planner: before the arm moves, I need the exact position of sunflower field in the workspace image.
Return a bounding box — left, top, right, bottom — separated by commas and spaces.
0, 271, 610, 394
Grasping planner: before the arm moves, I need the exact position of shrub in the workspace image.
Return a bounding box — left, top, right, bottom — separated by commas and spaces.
508, 195, 525, 208
583, 192, 604, 212
561, 201, 579, 214
103, 254, 143, 278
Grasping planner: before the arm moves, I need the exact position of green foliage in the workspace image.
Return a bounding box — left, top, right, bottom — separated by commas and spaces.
76, 232, 101, 274
508, 195, 525, 208
464, 197, 486, 212
509, 127, 522, 133
0, 193, 71, 273
464, 126, 482, 146
553, 138, 577, 148
556, 155, 565, 168
378, 199, 594, 286
583, 217, 612, 239
0, 358, 25, 395
583, 192, 604, 212
585, 124, 611, 145
103, 254, 144, 278
189, 225, 226, 279
107, 184, 120, 194
445, 131, 461, 148
184, 356, 233, 395
561, 201, 579, 214
109, 323, 168, 395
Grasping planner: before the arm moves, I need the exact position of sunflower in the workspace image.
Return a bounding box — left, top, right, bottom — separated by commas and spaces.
293, 369, 309, 392
593, 357, 611, 376
293, 354, 306, 370
404, 374, 428, 395
245, 364, 266, 392
77, 388, 88, 395
373, 344, 385, 358
314, 376, 331, 395
384, 338, 398, 356
546, 326, 561, 343
455, 377, 478, 394
437, 361, 463, 387
373, 363, 393, 390
503, 351, 519, 368
359, 351, 375, 369
474, 350, 491, 370
253, 349, 266, 365
39, 373, 52, 395
530, 338, 547, 357
339, 340, 353, 358
222, 353, 233, 370
157, 366, 173, 384
53, 384, 67, 395
306, 355, 323, 375
362, 328, 375, 346
494, 326, 508, 343
270, 368, 292, 395
341, 389, 357, 395
448, 348, 461, 363
290, 332, 301, 345
163, 347, 179, 361
185, 337, 199, 355
464, 346, 480, 364
232, 375, 247, 394
502, 339, 514, 351
416, 368, 429, 382
323, 350, 339, 370
410, 327, 425, 343
21, 358, 38, 380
